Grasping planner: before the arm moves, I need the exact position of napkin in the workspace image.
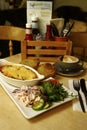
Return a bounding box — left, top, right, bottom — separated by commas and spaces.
69, 80, 87, 112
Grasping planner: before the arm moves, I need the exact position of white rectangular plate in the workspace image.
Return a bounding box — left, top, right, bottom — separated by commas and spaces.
0, 78, 74, 119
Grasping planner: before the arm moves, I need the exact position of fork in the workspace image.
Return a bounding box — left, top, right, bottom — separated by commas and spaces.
73, 80, 86, 112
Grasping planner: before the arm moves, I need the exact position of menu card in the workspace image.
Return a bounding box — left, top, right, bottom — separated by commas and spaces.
27, 1, 52, 36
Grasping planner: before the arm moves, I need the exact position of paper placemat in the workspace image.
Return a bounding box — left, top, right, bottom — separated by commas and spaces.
69, 80, 87, 112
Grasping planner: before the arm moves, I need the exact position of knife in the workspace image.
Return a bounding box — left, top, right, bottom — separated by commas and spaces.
80, 78, 87, 105
73, 80, 86, 112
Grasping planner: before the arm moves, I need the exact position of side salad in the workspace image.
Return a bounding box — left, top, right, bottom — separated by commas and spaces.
13, 79, 69, 111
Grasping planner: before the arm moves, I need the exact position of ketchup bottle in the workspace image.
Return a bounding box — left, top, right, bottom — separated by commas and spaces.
45, 24, 54, 41
25, 23, 33, 40
44, 24, 54, 57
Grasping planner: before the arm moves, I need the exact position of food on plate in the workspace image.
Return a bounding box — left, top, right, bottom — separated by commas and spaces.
13, 78, 69, 111
37, 63, 56, 78
32, 98, 45, 110
0, 65, 37, 80
20, 58, 40, 69
62, 55, 79, 63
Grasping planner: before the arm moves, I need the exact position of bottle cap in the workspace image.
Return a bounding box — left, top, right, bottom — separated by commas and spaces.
26, 23, 32, 28
32, 16, 38, 22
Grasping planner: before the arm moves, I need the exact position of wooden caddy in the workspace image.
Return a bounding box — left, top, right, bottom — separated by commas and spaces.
21, 40, 72, 62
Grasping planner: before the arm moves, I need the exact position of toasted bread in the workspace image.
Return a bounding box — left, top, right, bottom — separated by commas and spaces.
21, 58, 40, 69
37, 63, 56, 78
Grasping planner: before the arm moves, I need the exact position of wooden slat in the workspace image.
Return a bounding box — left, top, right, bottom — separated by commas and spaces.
27, 49, 67, 55
26, 56, 60, 62
26, 40, 68, 46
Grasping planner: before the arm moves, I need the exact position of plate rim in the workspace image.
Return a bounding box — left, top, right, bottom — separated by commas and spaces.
57, 69, 84, 77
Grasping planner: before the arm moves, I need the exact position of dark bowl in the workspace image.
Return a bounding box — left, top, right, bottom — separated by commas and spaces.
54, 55, 83, 73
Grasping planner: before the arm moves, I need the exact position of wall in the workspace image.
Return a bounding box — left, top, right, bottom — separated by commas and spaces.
54, 0, 87, 11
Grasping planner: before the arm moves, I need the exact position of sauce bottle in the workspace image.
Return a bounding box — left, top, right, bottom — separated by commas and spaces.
25, 23, 33, 40
31, 16, 40, 40
45, 24, 54, 41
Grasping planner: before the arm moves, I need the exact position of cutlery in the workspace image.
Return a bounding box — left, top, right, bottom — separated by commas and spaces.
73, 80, 86, 112
62, 21, 74, 37
80, 78, 87, 105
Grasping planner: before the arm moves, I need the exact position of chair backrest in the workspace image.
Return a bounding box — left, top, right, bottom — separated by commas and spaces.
21, 40, 72, 62
0, 25, 25, 56
69, 32, 87, 60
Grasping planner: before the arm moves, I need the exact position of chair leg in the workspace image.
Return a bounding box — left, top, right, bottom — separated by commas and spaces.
9, 40, 13, 56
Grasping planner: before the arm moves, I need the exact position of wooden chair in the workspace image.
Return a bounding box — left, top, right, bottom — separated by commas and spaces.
21, 40, 72, 62
0, 25, 25, 56
69, 32, 87, 60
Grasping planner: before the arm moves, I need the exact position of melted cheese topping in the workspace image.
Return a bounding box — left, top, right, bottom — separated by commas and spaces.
1, 65, 37, 80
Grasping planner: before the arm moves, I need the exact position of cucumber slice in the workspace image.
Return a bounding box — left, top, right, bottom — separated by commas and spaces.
32, 98, 45, 111
43, 102, 51, 109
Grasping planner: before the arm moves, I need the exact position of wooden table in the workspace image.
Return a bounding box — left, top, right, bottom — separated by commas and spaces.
0, 54, 87, 130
